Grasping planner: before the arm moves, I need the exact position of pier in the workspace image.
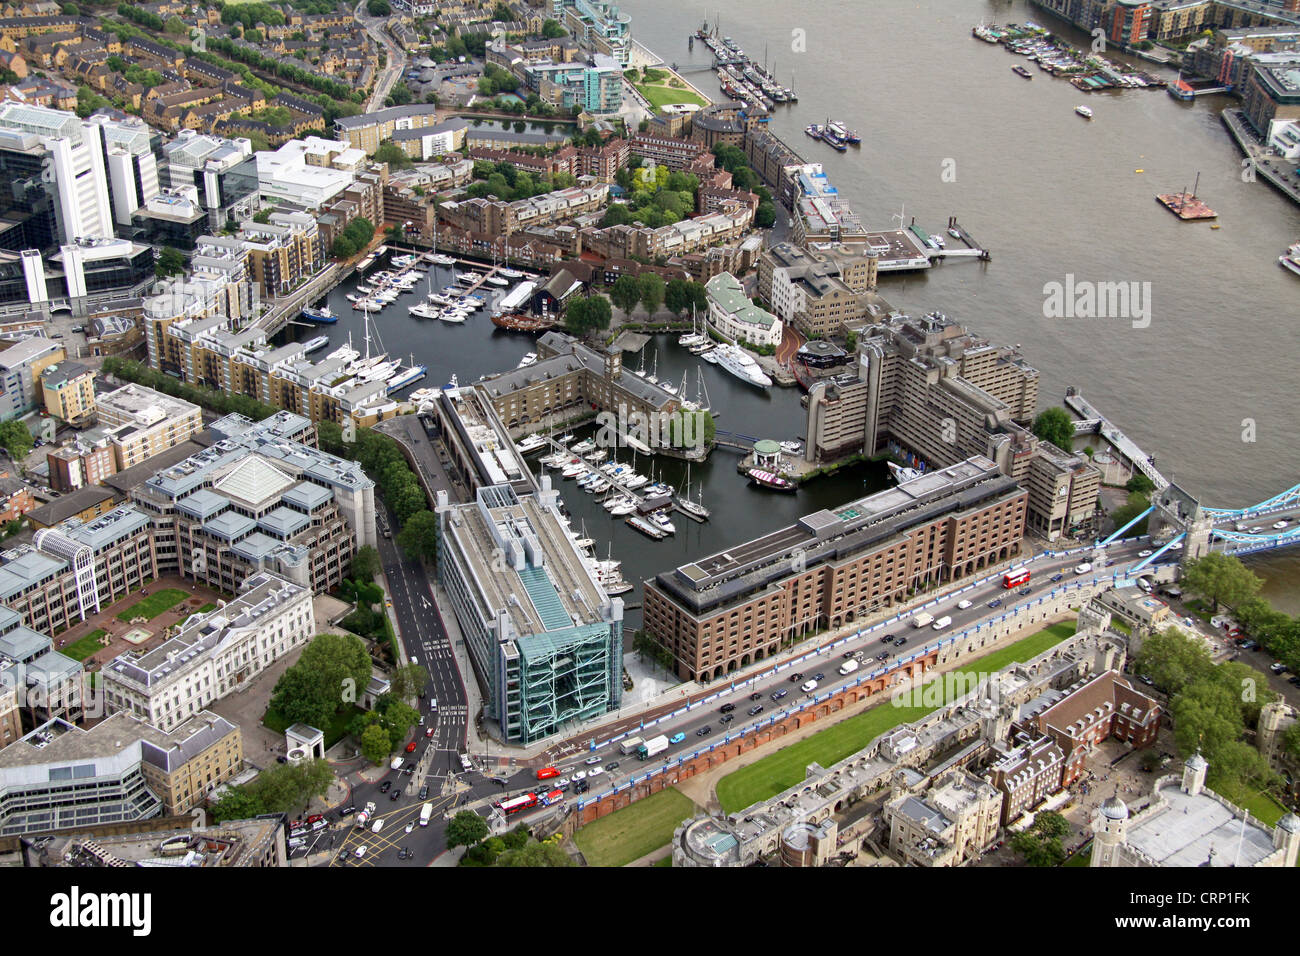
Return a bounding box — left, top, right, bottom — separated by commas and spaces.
1221, 108, 1300, 210
1063, 389, 1168, 490
539, 436, 700, 526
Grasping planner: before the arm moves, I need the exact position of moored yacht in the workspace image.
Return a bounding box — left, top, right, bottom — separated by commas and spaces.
713, 344, 772, 387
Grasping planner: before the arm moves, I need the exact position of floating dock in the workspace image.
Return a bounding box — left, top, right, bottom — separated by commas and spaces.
1156, 192, 1216, 221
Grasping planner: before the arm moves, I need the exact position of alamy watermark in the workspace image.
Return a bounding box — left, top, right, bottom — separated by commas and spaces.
1043, 274, 1151, 329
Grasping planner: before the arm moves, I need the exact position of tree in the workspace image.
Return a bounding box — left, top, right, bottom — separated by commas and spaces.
1170, 680, 1243, 760
332, 235, 357, 259
0, 420, 34, 460
396, 509, 439, 563
388, 663, 428, 702
269, 633, 371, 728
1181, 553, 1262, 614
563, 295, 611, 336
637, 273, 664, 317
1125, 473, 1156, 495
1010, 811, 1068, 867
541, 18, 566, 38
664, 278, 692, 317
1031, 407, 1074, 450
1132, 627, 1213, 695
492, 2, 512, 22
1108, 490, 1151, 537
366, 0, 390, 14
446, 810, 490, 848
495, 840, 574, 866
350, 545, 380, 582
155, 246, 185, 278
755, 200, 776, 228
372, 140, 412, 170
163, 14, 187, 34
359, 723, 391, 764
609, 274, 641, 316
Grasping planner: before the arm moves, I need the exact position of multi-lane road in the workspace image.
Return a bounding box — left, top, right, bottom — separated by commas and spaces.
476, 537, 1178, 815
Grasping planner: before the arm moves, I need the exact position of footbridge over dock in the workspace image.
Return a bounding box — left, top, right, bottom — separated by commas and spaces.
712, 428, 758, 452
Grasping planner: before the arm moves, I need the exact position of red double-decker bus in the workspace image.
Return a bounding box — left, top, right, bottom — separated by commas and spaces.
497, 793, 539, 815
1002, 568, 1031, 589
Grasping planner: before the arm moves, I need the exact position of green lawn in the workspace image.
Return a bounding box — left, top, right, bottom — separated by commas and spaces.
572, 787, 696, 868
197, 603, 217, 614
62, 629, 107, 661
263, 704, 363, 749
716, 621, 1078, 813
1063, 845, 1093, 866
115, 588, 189, 623
652, 854, 672, 867
1238, 787, 1289, 827
634, 83, 707, 109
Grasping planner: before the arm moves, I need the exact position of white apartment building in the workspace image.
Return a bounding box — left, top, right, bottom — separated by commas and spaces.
101, 572, 314, 733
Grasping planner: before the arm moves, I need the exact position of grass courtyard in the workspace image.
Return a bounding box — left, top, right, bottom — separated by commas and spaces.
61, 629, 107, 662
571, 787, 696, 868
715, 621, 1079, 813
634, 82, 707, 110
115, 588, 190, 623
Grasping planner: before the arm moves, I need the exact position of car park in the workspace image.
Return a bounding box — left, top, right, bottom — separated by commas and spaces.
748, 705, 764, 716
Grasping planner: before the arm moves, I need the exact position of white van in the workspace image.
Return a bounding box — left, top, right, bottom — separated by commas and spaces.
370, 818, 385, 833
801, 680, 819, 693
932, 615, 952, 631
838, 659, 860, 676
1074, 562, 1092, 574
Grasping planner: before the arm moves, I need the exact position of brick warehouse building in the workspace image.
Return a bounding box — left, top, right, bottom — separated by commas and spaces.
1017, 670, 1163, 786
642, 456, 1027, 682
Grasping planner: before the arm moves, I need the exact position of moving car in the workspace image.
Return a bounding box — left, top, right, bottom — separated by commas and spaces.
696, 725, 713, 736
378, 780, 392, 794
957, 599, 973, 609
720, 703, 736, 713
987, 598, 1003, 609
584, 755, 602, 765
1137, 549, 1153, 558
405, 741, 417, 753
354, 845, 367, 858
748, 705, 764, 716
771, 688, 788, 701
669, 732, 686, 744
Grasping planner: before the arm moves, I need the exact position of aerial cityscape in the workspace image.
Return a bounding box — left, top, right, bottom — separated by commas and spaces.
0, 0, 1296, 896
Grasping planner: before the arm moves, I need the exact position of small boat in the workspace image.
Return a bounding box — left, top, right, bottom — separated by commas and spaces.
429, 254, 457, 266
498, 268, 524, 279
649, 511, 676, 535
589, 478, 610, 494
571, 438, 597, 454
301, 335, 330, 355
888, 461, 925, 484
301, 305, 337, 323
387, 363, 427, 394
625, 514, 667, 539
1280, 242, 1300, 277
409, 303, 442, 319
747, 468, 796, 492
561, 462, 586, 479
780, 439, 803, 455
1012, 65, 1032, 79
517, 352, 538, 368
1075, 105, 1093, 119
438, 308, 467, 323
948, 227, 961, 240
485, 275, 510, 287
556, 433, 575, 445
583, 449, 607, 463
608, 497, 637, 516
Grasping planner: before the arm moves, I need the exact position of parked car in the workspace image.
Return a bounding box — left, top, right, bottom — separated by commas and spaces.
1241, 639, 1260, 651
1271, 661, 1288, 674
354, 845, 367, 858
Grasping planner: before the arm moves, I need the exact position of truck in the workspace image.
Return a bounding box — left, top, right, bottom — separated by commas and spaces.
619, 736, 645, 756
912, 612, 934, 628
838, 659, 860, 676
636, 734, 669, 760
419, 802, 433, 827
356, 811, 370, 829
